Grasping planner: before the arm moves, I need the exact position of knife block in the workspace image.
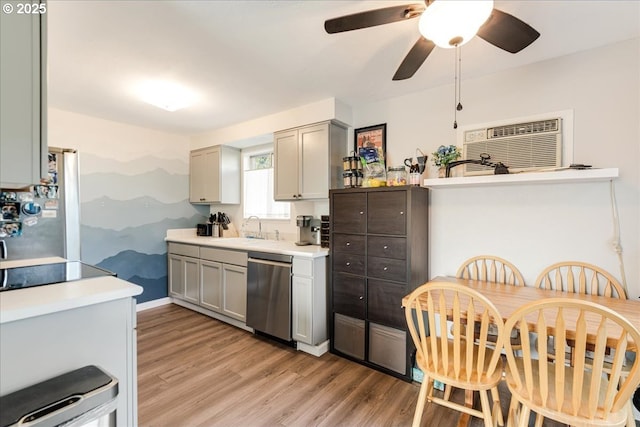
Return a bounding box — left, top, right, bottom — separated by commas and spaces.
220, 223, 239, 238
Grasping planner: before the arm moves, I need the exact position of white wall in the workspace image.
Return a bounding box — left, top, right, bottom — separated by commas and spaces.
353, 38, 640, 297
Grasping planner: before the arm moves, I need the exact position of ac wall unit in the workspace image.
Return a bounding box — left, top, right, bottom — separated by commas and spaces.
462, 118, 562, 176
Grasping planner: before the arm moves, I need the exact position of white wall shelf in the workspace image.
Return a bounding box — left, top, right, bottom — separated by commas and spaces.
422, 168, 619, 189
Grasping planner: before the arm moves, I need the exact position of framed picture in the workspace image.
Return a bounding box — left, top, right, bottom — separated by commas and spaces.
354, 123, 386, 158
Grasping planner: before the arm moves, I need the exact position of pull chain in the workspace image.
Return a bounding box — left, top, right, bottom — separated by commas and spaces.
453, 45, 463, 129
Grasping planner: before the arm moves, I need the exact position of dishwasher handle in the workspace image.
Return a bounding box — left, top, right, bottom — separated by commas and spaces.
248, 258, 292, 269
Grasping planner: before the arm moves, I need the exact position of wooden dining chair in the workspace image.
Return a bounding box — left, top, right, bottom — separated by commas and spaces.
534, 261, 627, 365
457, 255, 526, 286
534, 261, 626, 298
405, 281, 505, 427
503, 297, 640, 427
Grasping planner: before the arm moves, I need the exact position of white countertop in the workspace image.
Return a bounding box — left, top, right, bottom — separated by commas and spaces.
0, 260, 143, 324
166, 231, 329, 258
0, 257, 67, 269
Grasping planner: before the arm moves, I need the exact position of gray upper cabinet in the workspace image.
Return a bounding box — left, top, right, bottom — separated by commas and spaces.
190, 145, 240, 204
274, 121, 347, 201
0, 1, 47, 188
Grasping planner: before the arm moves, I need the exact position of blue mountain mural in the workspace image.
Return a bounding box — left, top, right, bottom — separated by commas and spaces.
80, 169, 189, 203
81, 196, 208, 230
81, 214, 205, 265
97, 250, 167, 304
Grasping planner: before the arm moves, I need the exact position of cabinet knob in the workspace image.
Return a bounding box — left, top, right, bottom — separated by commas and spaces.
346, 242, 351, 246
359, 211, 364, 215
400, 211, 404, 215
293, 194, 297, 198
298, 194, 302, 198
383, 245, 388, 250
383, 266, 388, 271
359, 296, 364, 300
346, 262, 351, 266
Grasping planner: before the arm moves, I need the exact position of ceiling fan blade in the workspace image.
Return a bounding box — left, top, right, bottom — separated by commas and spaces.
324, 3, 425, 34
393, 37, 436, 81
476, 8, 540, 53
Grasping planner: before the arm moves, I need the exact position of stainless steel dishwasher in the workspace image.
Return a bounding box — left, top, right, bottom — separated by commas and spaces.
246, 251, 293, 341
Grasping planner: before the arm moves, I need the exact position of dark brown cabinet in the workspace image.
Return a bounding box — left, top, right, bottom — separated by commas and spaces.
329, 186, 429, 381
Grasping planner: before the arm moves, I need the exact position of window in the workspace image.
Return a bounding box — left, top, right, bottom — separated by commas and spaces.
243, 147, 290, 219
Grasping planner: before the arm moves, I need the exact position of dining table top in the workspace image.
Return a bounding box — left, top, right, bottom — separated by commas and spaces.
402, 276, 640, 333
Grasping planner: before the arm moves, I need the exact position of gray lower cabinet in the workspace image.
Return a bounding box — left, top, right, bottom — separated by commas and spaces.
168, 244, 200, 304
292, 257, 327, 346
168, 243, 247, 323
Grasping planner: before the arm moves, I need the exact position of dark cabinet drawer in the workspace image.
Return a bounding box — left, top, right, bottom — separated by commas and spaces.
332, 192, 366, 233
367, 236, 406, 260
367, 279, 407, 329
333, 273, 365, 319
367, 191, 407, 235
332, 252, 365, 276
367, 256, 407, 282
332, 234, 365, 254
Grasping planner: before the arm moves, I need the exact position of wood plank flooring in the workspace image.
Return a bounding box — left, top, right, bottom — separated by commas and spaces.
136, 304, 565, 427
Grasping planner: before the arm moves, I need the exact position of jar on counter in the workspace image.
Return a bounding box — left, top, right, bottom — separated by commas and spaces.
387, 166, 408, 186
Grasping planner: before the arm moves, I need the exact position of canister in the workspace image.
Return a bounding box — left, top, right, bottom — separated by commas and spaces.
387, 166, 408, 186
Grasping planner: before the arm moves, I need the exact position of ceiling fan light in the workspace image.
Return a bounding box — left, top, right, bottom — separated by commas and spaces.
419, 0, 494, 49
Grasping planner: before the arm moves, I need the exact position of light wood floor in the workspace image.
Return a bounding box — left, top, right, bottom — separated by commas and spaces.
137, 304, 566, 427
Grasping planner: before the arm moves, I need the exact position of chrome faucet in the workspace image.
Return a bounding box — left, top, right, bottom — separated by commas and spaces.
245, 216, 262, 238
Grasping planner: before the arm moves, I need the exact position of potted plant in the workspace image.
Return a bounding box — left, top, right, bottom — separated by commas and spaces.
432, 145, 461, 177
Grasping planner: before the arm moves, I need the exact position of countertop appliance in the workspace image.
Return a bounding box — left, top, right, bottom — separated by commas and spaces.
246, 251, 293, 342
0, 148, 80, 261
0, 261, 115, 292
295, 215, 320, 246
196, 223, 214, 237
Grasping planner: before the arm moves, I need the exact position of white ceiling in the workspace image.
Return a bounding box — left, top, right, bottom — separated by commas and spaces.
47, 1, 640, 136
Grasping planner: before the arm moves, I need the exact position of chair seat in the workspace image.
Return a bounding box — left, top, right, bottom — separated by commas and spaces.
505, 358, 629, 427
416, 340, 504, 390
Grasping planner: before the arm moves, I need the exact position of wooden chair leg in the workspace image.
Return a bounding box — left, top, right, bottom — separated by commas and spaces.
533, 412, 544, 427
490, 386, 504, 427
516, 405, 530, 427
444, 383, 453, 401
412, 376, 431, 427
507, 397, 519, 427
478, 389, 494, 427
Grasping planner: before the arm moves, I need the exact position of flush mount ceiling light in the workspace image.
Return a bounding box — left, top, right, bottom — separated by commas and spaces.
136, 80, 196, 112
418, 0, 493, 48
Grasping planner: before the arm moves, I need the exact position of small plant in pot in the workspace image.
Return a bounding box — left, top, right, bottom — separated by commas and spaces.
432, 145, 461, 177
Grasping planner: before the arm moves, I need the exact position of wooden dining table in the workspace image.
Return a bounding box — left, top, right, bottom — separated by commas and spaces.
402, 276, 640, 427
402, 276, 640, 333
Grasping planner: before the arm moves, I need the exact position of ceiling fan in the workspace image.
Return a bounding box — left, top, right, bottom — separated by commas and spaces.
324, 0, 540, 81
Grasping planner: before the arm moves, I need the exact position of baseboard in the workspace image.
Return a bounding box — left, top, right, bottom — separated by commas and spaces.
297, 340, 329, 357
136, 297, 171, 312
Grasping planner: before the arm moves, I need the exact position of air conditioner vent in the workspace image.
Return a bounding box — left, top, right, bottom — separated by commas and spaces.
488, 119, 559, 139
463, 118, 562, 176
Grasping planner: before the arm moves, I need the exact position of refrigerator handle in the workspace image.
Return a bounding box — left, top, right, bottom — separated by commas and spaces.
0, 240, 6, 259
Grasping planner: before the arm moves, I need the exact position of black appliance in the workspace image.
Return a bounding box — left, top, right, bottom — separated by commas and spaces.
196, 223, 213, 236
0, 261, 115, 292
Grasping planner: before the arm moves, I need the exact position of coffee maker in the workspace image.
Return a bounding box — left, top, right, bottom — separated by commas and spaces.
295, 215, 319, 246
